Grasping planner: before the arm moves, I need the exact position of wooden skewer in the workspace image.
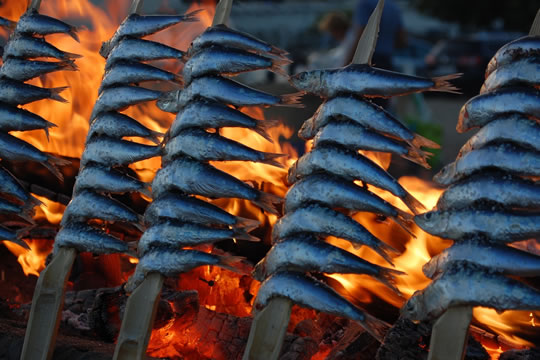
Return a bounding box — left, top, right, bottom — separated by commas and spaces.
427, 306, 473, 360
128, 0, 144, 15
28, 0, 42, 11
530, 8, 540, 36
212, 0, 234, 26
352, 0, 385, 65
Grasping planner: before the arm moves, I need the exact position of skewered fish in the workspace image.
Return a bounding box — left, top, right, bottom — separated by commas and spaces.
3, 34, 81, 61
0, 78, 67, 105
99, 61, 183, 91
54, 222, 131, 255
481, 56, 540, 93
16, 10, 79, 41
81, 135, 161, 166
0, 224, 30, 250
485, 35, 540, 77
0, 58, 77, 82
0, 103, 56, 139
106, 38, 185, 66
90, 85, 161, 120
74, 165, 151, 198
87, 112, 164, 145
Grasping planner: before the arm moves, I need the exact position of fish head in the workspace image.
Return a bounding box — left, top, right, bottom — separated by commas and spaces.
456, 104, 469, 133
252, 259, 267, 282
289, 70, 321, 92
156, 90, 181, 113
414, 210, 448, 234
432, 162, 456, 186
400, 291, 424, 323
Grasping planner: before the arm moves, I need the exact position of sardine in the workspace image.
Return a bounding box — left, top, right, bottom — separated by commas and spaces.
99, 61, 183, 91
182, 44, 288, 84
152, 157, 282, 214
253, 234, 403, 294
0, 103, 56, 139
157, 76, 304, 113
299, 95, 439, 150
0, 165, 41, 206
272, 204, 397, 264
143, 192, 260, 230
289, 64, 460, 98
436, 172, 540, 211
87, 111, 164, 145
16, 10, 79, 41
401, 264, 540, 322
3, 34, 81, 61
167, 99, 277, 142
457, 115, 540, 157
0, 197, 35, 224
106, 38, 185, 67
0, 58, 77, 82
287, 144, 425, 214
434, 143, 540, 186
481, 56, 540, 93
100, 10, 202, 57
414, 208, 540, 243
188, 24, 289, 60
253, 271, 389, 342
485, 35, 540, 77
0, 16, 16, 30
137, 220, 259, 256
423, 241, 540, 279
0, 78, 67, 105
81, 135, 161, 167
163, 128, 285, 167
0, 224, 30, 250
284, 173, 413, 228
313, 120, 432, 168
54, 222, 131, 255
0, 132, 69, 181
73, 164, 151, 198
90, 86, 161, 121
125, 249, 244, 292
457, 87, 540, 133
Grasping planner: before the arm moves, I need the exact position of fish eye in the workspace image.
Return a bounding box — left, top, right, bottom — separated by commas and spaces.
424, 212, 433, 220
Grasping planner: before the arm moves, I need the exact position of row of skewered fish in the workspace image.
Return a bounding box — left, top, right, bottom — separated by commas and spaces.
402, 35, 540, 322
0, 8, 77, 251
252, 52, 462, 339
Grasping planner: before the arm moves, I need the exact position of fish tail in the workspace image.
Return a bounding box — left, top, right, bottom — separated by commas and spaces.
44, 155, 70, 182
235, 216, 261, 230
374, 241, 398, 266
48, 86, 69, 103
60, 60, 79, 72
68, 26, 80, 43
28, 194, 45, 208
2, 18, 16, 30
172, 73, 184, 86
270, 57, 290, 78
269, 45, 290, 58
391, 214, 416, 239
140, 184, 153, 198
254, 191, 283, 215
402, 191, 426, 215
232, 227, 260, 242
62, 51, 83, 60
218, 255, 248, 275
19, 206, 36, 225
277, 91, 305, 108
361, 313, 391, 343
402, 147, 433, 169
148, 129, 166, 145
430, 73, 462, 94
410, 133, 440, 149
183, 9, 204, 22
298, 117, 315, 140
377, 267, 405, 296
261, 152, 287, 168
6, 238, 31, 251
253, 119, 279, 143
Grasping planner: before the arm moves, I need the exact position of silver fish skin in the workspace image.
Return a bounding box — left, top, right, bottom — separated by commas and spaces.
436, 172, 540, 211
0, 16, 16, 30
138, 220, 259, 257
485, 35, 540, 77
457, 87, 540, 133
163, 128, 284, 167
188, 24, 289, 60
0, 224, 30, 250
401, 264, 540, 322
0, 166, 41, 206
2, 34, 81, 61
284, 173, 413, 225
73, 165, 151, 198
106, 38, 185, 67
183, 45, 288, 84
0, 132, 69, 181
272, 204, 396, 264
143, 192, 260, 230
100, 10, 201, 57
433, 143, 540, 186
289, 64, 460, 98
0, 58, 77, 82
125, 249, 244, 292
168, 99, 277, 142
54, 222, 130, 255
253, 271, 389, 342
0, 197, 35, 224
313, 120, 431, 168
423, 241, 540, 279
90, 86, 161, 121
287, 144, 425, 214
481, 56, 540, 93
87, 112, 164, 145
81, 135, 161, 167
157, 76, 303, 113
152, 157, 282, 214
299, 95, 439, 150
16, 10, 79, 41
414, 209, 540, 243
0, 78, 67, 105
0, 103, 56, 139
99, 61, 183, 92
457, 115, 540, 157
253, 234, 403, 294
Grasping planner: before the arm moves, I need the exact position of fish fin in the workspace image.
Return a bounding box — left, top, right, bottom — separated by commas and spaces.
232, 227, 260, 242
44, 155, 70, 182
402, 147, 433, 169
66, 25, 80, 42
361, 313, 391, 343
261, 152, 287, 168
62, 51, 83, 60
402, 192, 426, 215
60, 60, 79, 72
42, 120, 58, 141
377, 267, 405, 297
48, 86, 69, 103
235, 216, 261, 230
298, 117, 316, 140
374, 240, 398, 267
269, 44, 290, 58
218, 255, 248, 275
430, 73, 462, 94
270, 57, 290, 78
410, 133, 440, 150
253, 119, 279, 143
391, 214, 416, 239
277, 91, 305, 108
183, 9, 204, 22
172, 73, 184, 86
254, 191, 283, 215
140, 183, 153, 198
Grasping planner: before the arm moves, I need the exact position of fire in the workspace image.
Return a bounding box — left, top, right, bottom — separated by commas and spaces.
32, 194, 66, 225
3, 239, 52, 277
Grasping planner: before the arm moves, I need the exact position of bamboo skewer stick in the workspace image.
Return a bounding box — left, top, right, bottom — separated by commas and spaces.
128, 0, 144, 15
427, 306, 473, 360
530, 8, 540, 36
28, 0, 42, 11
212, 0, 233, 26
352, 0, 384, 65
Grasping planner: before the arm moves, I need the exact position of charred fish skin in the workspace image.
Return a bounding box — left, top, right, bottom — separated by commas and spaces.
106, 38, 185, 67
99, 61, 183, 91
54, 222, 130, 255
414, 208, 540, 243
0, 58, 78, 82
422, 241, 540, 279
162, 128, 284, 167
436, 172, 540, 211
3, 34, 81, 61
87, 112, 164, 145
0, 78, 67, 105
289, 63, 459, 98
433, 143, 540, 186
90, 86, 162, 121
74, 165, 151, 197
457, 87, 540, 133
481, 56, 540, 93
485, 35, 540, 77
254, 271, 388, 342
81, 135, 161, 167
401, 264, 540, 322
16, 10, 79, 41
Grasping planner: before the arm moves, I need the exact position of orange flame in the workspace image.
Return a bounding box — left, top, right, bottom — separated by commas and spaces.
3, 239, 52, 277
